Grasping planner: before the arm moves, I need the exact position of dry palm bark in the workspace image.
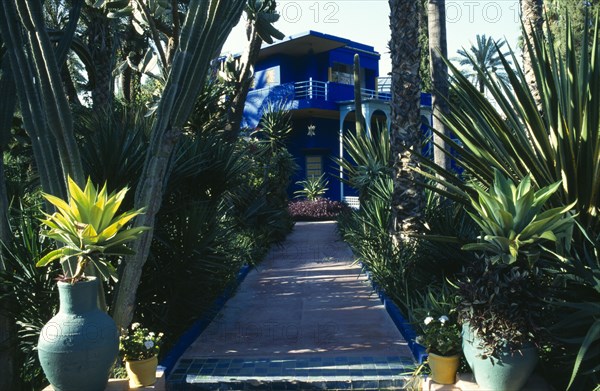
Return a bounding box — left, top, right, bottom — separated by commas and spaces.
520, 0, 544, 108
388, 0, 424, 236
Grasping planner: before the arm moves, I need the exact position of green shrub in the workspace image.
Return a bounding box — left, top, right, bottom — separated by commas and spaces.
0, 204, 58, 390
412, 14, 600, 389
294, 174, 328, 201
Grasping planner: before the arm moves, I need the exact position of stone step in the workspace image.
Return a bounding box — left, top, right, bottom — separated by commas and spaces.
167, 356, 413, 390
422, 372, 552, 391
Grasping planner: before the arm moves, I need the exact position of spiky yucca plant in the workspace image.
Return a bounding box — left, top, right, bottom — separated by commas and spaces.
412, 14, 600, 389
416, 15, 600, 238
335, 128, 391, 203
37, 177, 148, 282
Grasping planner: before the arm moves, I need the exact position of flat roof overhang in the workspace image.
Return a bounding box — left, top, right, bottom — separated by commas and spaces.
257, 31, 378, 61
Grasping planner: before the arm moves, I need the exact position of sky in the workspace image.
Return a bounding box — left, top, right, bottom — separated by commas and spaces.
222, 0, 522, 76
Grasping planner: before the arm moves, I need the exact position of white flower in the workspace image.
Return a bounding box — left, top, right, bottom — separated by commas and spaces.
424, 316, 434, 325
439, 315, 449, 324
131, 322, 141, 330
148, 332, 155, 337
144, 340, 154, 350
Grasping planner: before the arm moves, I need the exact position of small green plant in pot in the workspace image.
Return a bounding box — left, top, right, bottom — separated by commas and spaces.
416, 314, 462, 385
294, 173, 329, 201
36, 177, 148, 391
120, 323, 164, 388
457, 170, 576, 391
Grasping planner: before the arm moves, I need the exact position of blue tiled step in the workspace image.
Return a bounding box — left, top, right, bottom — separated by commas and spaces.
167, 356, 413, 390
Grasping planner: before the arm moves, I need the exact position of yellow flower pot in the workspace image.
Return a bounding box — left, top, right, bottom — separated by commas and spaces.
428, 352, 460, 385
126, 355, 158, 388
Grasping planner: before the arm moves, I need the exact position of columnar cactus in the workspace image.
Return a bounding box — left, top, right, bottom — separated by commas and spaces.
111, 0, 246, 330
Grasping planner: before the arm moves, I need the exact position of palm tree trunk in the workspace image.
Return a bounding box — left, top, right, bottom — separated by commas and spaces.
428, 0, 449, 170
87, 7, 115, 113
388, 0, 424, 236
520, 0, 543, 108
120, 22, 144, 104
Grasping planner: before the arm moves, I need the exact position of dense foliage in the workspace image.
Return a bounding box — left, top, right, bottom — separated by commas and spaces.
337, 128, 471, 321
415, 14, 600, 390
339, 15, 599, 389
0, 206, 57, 388
455, 261, 547, 356
0, 89, 296, 390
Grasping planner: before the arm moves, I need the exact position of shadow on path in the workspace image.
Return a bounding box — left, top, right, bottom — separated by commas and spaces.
168, 221, 413, 390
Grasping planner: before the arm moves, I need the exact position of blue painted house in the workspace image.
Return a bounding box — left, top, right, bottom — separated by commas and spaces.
240, 31, 432, 202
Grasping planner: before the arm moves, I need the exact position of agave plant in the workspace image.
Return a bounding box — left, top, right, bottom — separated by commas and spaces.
37, 177, 148, 282
294, 174, 329, 201
463, 170, 576, 267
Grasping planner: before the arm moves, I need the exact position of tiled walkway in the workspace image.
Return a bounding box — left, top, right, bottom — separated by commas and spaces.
167, 221, 414, 390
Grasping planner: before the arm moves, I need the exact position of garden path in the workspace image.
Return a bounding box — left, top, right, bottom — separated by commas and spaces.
167, 221, 414, 390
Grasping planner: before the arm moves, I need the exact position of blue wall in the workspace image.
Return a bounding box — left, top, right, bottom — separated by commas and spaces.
242, 33, 432, 202
252, 37, 380, 90
287, 117, 342, 201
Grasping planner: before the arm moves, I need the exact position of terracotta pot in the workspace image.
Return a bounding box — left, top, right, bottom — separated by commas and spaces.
126, 356, 158, 388
428, 352, 460, 384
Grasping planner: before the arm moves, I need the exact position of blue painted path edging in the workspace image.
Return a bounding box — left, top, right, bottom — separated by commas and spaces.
362, 267, 428, 364
159, 264, 252, 376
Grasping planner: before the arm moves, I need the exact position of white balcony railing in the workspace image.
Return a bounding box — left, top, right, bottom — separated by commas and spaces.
360, 88, 391, 101
294, 79, 328, 100
293, 79, 391, 102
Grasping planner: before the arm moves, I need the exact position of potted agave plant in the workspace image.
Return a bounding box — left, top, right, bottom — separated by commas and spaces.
458, 170, 576, 391
416, 314, 462, 385
36, 177, 148, 391
120, 323, 164, 388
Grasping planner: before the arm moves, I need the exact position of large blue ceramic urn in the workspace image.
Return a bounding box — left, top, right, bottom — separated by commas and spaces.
38, 277, 119, 391
462, 323, 538, 391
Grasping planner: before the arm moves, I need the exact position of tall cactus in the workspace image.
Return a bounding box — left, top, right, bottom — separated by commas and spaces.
110, 0, 246, 330
0, 0, 84, 195
225, 0, 285, 140
0, 58, 16, 391
0, 2, 84, 387
0, 0, 247, 333
353, 54, 365, 134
